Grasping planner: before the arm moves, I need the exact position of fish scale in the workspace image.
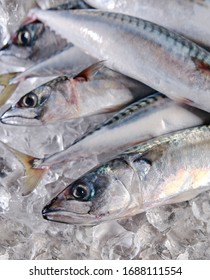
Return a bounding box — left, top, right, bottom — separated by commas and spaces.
62, 9, 208, 60
84, 0, 210, 49
31, 9, 210, 112
123, 125, 210, 156
42, 123, 210, 225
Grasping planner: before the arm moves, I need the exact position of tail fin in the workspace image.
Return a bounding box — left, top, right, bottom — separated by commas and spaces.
4, 142, 48, 196
0, 72, 21, 107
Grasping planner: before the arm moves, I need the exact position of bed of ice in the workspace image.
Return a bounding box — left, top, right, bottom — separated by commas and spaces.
0, 0, 210, 260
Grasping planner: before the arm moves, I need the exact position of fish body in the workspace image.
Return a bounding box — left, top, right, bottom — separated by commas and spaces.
42, 125, 210, 225
7, 92, 210, 195
38, 93, 210, 167
1, 63, 144, 125
84, 0, 210, 49
10, 45, 98, 83
30, 9, 210, 113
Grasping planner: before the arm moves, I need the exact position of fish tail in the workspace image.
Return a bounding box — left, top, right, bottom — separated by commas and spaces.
4, 142, 48, 196
0, 72, 21, 107
0, 72, 19, 86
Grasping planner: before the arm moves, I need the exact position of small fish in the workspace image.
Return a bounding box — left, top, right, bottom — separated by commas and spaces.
29, 9, 210, 113
7, 92, 210, 195
42, 125, 210, 225
84, 0, 210, 49
1, 62, 145, 125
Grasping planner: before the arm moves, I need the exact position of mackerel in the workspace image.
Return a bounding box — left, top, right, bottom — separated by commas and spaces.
30, 9, 210, 113
9, 93, 210, 195
42, 124, 210, 225
85, 0, 210, 49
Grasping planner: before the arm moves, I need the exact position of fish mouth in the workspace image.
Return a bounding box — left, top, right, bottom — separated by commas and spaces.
0, 114, 41, 126
42, 205, 101, 226
0, 106, 42, 125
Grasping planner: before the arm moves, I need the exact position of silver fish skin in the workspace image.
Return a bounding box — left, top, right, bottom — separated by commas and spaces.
84, 0, 210, 49
10, 92, 210, 196
10, 45, 98, 83
1, 63, 143, 125
38, 93, 210, 167
42, 125, 210, 225
30, 9, 210, 113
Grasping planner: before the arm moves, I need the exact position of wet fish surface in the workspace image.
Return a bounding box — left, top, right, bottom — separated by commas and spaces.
84, 0, 210, 49
0, 63, 151, 125
42, 124, 210, 225
29, 9, 210, 113
6, 92, 210, 195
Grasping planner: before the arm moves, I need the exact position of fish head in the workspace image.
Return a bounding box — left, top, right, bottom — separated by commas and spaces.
0, 19, 68, 73
42, 159, 135, 225
0, 76, 75, 125
0, 20, 45, 72
0, 84, 52, 125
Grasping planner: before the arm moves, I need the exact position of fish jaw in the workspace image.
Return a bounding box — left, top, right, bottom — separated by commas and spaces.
0, 103, 43, 126
0, 111, 41, 126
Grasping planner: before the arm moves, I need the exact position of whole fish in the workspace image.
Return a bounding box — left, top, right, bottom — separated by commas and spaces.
42, 125, 210, 225
1, 62, 148, 125
30, 9, 210, 113
84, 0, 210, 49
7, 92, 210, 195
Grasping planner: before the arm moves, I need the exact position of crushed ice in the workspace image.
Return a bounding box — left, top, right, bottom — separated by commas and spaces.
0, 0, 210, 260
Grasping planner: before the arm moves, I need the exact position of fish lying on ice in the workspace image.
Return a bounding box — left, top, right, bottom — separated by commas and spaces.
0, 62, 152, 125
42, 124, 210, 225
5, 92, 210, 195
84, 0, 210, 49
29, 9, 210, 113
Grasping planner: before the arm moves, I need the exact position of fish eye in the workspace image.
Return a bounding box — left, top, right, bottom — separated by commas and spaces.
21, 92, 38, 108
72, 183, 94, 201
17, 30, 31, 46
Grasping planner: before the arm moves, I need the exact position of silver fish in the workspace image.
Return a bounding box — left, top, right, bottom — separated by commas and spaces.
84, 0, 210, 49
1, 62, 147, 125
42, 125, 210, 225
36, 93, 210, 166
8, 92, 210, 195
29, 9, 210, 113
